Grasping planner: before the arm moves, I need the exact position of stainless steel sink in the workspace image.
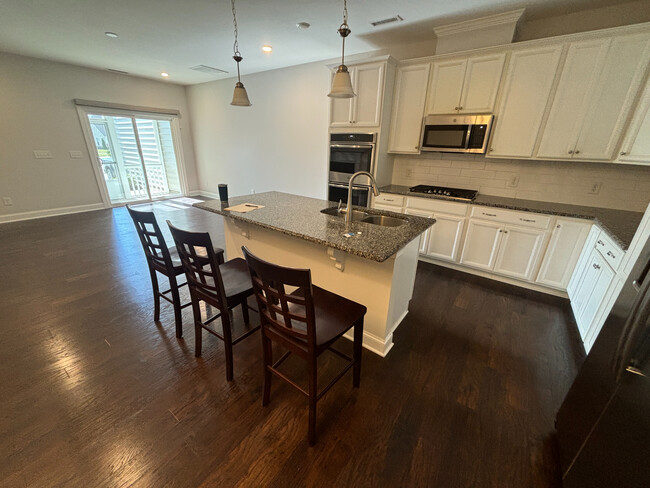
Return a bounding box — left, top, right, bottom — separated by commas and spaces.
359, 215, 407, 227
321, 207, 408, 227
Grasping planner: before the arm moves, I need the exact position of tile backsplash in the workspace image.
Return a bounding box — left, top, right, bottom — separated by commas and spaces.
391, 153, 650, 212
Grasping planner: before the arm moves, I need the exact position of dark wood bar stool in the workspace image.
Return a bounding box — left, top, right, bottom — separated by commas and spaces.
127, 205, 224, 338
241, 246, 366, 445
168, 222, 258, 381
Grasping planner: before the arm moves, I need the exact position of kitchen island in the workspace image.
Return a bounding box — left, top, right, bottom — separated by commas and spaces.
195, 191, 435, 356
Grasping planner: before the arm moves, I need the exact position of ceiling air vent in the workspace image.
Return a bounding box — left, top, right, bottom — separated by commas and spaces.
190, 65, 228, 75
370, 15, 403, 27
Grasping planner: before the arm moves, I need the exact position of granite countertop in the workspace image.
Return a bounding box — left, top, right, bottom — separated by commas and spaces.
379, 184, 645, 250
194, 191, 435, 262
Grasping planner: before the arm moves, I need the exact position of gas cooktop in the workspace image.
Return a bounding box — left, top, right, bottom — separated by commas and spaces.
409, 185, 478, 202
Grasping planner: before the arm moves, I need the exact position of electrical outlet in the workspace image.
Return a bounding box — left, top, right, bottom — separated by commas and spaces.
507, 176, 520, 188
406, 168, 413, 178
33, 150, 53, 159
2, 197, 13, 206
588, 182, 602, 195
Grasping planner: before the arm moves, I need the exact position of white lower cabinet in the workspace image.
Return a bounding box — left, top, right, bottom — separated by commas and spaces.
426, 214, 465, 262
404, 208, 433, 254
536, 219, 592, 289
493, 225, 546, 280
459, 219, 502, 270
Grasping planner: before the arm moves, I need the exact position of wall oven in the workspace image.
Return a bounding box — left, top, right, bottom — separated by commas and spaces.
328, 182, 370, 207
421, 114, 493, 154
328, 133, 376, 186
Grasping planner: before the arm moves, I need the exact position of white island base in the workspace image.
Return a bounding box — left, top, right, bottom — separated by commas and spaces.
223, 218, 420, 357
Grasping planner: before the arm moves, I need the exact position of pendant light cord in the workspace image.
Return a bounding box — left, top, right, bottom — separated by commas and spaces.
339, 0, 350, 67
231, 0, 240, 57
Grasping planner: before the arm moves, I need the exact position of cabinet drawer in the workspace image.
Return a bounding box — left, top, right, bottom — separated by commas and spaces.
594, 231, 623, 271
470, 206, 550, 229
405, 197, 467, 216
374, 194, 404, 207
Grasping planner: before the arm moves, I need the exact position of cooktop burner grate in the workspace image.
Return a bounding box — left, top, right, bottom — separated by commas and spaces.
408, 185, 478, 201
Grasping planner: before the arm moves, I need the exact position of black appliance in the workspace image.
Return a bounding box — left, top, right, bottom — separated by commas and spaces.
409, 184, 478, 202
328, 133, 376, 187
421, 114, 494, 154
556, 235, 650, 487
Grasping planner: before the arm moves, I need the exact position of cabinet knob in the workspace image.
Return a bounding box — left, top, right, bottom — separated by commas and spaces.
458, 106, 463, 110
489, 148, 494, 152
499, 229, 503, 233
620, 151, 627, 156
568, 150, 574, 154
556, 224, 561, 228
575, 150, 580, 154
454, 107, 459, 110
504, 230, 508, 234
415, 146, 419, 150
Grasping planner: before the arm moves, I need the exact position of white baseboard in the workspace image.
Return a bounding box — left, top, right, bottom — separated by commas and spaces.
0, 202, 106, 224
343, 309, 410, 358
420, 256, 568, 298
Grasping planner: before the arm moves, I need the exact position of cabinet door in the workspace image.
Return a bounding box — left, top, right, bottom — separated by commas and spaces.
493, 225, 546, 281
426, 213, 465, 262
373, 203, 403, 212
576, 252, 615, 340
426, 59, 466, 114
459, 219, 502, 271
536, 39, 611, 160
404, 208, 434, 254
330, 67, 354, 127
459, 53, 506, 114
488, 45, 563, 158
574, 33, 650, 161
353, 63, 384, 127
536, 219, 591, 290
387, 63, 431, 153
619, 78, 650, 164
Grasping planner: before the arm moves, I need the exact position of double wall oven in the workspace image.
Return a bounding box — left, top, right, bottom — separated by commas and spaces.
328, 133, 376, 207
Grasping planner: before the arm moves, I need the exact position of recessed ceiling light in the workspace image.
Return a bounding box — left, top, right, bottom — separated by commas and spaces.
296, 22, 310, 30
105, 32, 118, 38
161, 72, 169, 78
262, 45, 272, 53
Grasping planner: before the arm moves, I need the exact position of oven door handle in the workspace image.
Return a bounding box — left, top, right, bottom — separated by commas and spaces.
330, 144, 374, 149
329, 183, 370, 190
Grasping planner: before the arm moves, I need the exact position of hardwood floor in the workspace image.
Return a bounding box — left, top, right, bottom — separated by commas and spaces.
0, 200, 584, 487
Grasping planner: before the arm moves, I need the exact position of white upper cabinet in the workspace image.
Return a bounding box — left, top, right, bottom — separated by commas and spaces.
488, 45, 563, 158
329, 62, 385, 128
426, 53, 505, 115
618, 78, 650, 164
537, 33, 650, 161
387, 63, 431, 154
536, 219, 592, 290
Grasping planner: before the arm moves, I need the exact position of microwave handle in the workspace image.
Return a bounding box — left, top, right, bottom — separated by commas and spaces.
464, 125, 472, 149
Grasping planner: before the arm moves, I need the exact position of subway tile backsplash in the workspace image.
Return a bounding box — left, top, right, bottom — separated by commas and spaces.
391, 153, 650, 212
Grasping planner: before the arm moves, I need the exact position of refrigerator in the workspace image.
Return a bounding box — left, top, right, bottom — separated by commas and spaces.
556, 236, 650, 487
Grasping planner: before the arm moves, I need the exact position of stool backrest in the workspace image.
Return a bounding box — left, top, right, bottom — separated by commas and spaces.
242, 246, 316, 350
127, 205, 174, 272
167, 221, 227, 308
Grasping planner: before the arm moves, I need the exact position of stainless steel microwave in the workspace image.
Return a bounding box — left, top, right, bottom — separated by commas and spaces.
420, 114, 494, 154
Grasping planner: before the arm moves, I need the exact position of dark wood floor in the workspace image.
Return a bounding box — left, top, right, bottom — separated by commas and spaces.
0, 200, 584, 487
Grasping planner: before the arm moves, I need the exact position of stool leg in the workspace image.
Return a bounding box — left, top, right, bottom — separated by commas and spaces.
261, 332, 272, 406
222, 310, 234, 381
193, 300, 203, 357
353, 318, 363, 388
150, 268, 161, 322
241, 299, 250, 325
169, 275, 183, 338
308, 356, 318, 446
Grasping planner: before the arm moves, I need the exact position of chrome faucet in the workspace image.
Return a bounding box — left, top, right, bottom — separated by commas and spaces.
345, 171, 380, 223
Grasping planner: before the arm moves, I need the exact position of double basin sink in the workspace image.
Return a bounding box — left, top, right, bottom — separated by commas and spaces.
321, 206, 408, 227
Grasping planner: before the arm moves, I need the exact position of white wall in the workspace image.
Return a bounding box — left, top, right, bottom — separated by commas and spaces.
391, 153, 650, 212
0, 52, 198, 218
186, 60, 330, 200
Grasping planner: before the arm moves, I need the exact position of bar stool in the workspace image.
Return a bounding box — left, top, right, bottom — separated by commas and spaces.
241, 246, 366, 445
127, 205, 224, 338
168, 222, 258, 381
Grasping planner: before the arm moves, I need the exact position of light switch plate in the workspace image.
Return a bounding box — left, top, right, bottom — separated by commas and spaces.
69, 150, 83, 159
33, 150, 53, 159
588, 182, 602, 195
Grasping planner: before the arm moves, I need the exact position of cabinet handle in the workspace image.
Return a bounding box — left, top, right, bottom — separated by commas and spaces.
454, 106, 459, 110
568, 150, 574, 154
482, 212, 497, 217
607, 251, 616, 259
597, 240, 605, 246
520, 218, 536, 223
620, 151, 627, 156
575, 150, 580, 154
556, 224, 561, 229
593, 263, 601, 270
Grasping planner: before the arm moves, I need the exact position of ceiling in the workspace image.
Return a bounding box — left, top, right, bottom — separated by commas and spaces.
0, 0, 635, 85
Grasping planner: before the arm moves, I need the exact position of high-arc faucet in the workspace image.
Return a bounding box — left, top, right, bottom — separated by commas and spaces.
345, 171, 380, 223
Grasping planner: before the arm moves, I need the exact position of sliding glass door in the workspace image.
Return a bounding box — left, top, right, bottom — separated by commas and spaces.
86, 112, 183, 205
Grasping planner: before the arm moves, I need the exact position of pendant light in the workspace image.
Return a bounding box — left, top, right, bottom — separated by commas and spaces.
230, 0, 251, 106
328, 0, 356, 98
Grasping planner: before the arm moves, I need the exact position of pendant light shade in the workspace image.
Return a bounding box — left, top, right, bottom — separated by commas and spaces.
328, 0, 356, 99
329, 65, 355, 98
229, 0, 251, 107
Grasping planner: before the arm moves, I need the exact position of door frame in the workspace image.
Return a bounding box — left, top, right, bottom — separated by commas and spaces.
76, 105, 189, 208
